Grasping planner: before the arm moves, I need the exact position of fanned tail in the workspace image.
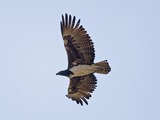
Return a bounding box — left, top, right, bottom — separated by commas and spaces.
92, 60, 111, 74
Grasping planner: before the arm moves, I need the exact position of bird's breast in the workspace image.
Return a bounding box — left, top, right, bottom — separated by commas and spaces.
69, 65, 95, 78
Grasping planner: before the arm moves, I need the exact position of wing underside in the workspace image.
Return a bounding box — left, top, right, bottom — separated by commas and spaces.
61, 14, 95, 68
66, 74, 97, 105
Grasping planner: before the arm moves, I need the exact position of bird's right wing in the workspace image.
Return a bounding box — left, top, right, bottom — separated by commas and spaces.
60, 14, 95, 68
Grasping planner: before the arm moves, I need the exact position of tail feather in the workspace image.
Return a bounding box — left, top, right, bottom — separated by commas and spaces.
92, 60, 111, 74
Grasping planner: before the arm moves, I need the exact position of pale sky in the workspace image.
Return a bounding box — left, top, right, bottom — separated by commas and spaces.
0, 0, 160, 120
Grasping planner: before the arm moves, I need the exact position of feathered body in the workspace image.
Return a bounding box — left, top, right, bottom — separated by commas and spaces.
56, 14, 111, 105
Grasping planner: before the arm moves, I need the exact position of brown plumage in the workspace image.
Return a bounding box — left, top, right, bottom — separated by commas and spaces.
66, 74, 97, 105
60, 14, 95, 68
57, 13, 111, 106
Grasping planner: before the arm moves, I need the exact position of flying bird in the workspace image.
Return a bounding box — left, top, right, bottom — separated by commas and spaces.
56, 13, 111, 105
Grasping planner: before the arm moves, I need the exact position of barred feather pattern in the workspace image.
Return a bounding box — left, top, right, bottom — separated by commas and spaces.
61, 13, 95, 68
66, 74, 97, 106
92, 60, 111, 74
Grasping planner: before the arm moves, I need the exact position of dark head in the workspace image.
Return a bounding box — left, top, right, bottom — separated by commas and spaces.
56, 69, 74, 77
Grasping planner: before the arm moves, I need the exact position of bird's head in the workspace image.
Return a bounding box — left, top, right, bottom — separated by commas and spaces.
56, 70, 73, 77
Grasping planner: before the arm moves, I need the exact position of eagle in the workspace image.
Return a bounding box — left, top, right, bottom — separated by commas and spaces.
56, 13, 111, 105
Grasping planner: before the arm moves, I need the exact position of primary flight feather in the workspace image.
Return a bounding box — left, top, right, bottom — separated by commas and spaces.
56, 13, 111, 105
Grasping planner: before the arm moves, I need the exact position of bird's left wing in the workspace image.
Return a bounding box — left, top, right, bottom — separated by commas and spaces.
66, 74, 97, 105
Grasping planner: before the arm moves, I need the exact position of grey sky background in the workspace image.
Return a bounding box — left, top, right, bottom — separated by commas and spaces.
0, 0, 160, 120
